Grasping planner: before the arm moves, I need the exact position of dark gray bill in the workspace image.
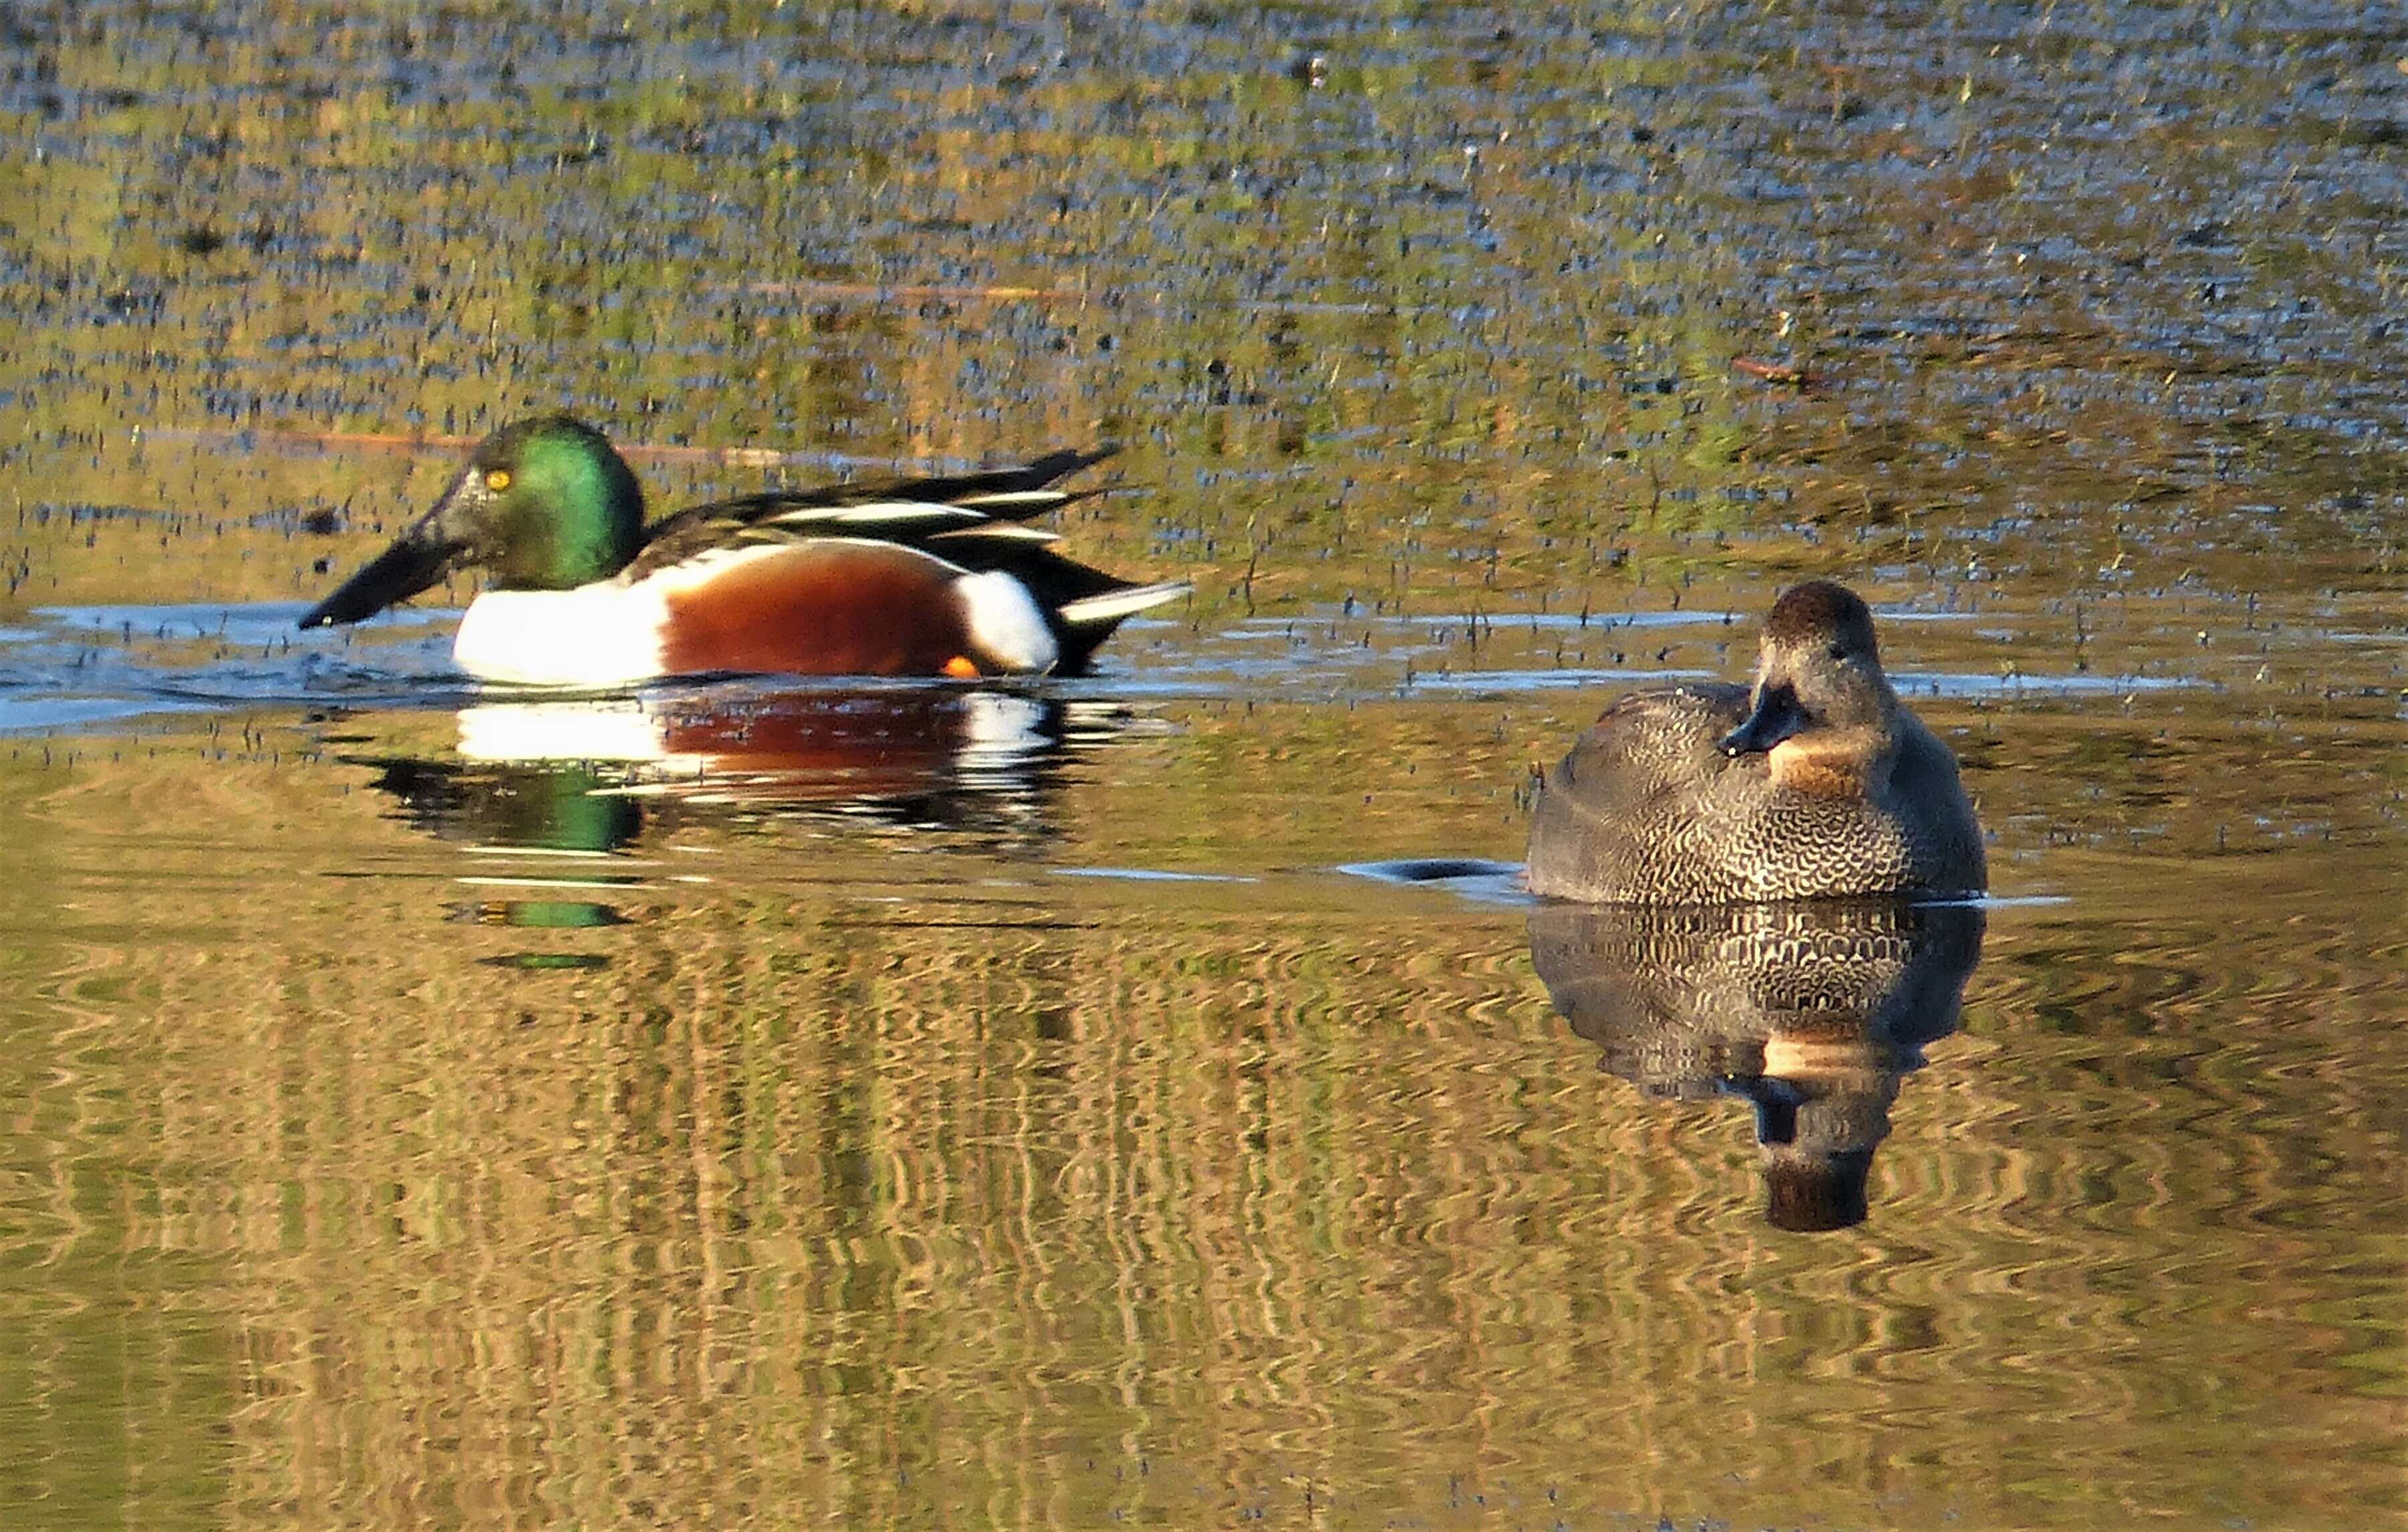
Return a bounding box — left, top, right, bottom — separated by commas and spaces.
297, 527, 462, 627
1718, 682, 1805, 757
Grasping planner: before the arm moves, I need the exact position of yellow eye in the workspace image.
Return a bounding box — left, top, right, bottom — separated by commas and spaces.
485, 469, 512, 491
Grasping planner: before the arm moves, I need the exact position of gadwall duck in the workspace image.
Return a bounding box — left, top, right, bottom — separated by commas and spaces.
1526, 581, 1984, 903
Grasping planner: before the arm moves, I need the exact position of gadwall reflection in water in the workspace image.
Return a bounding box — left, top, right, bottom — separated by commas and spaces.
1530, 899, 1984, 1231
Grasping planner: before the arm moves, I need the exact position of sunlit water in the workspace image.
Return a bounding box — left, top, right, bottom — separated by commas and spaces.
2, 5, 2403, 1531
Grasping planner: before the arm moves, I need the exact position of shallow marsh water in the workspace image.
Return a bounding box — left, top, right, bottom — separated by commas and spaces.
1, 5, 2403, 1530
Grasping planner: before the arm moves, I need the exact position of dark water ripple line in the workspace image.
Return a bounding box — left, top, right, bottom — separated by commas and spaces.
0, 595, 2264, 732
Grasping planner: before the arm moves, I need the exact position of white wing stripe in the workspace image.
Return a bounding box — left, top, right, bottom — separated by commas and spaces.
1057, 581, 1189, 628
927, 526, 1063, 545
762, 502, 987, 528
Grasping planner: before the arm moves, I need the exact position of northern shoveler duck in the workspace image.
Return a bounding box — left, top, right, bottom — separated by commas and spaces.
297, 415, 1188, 686
1526, 580, 1985, 902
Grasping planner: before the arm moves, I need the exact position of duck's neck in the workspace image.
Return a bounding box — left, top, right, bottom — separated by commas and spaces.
1767, 724, 1895, 798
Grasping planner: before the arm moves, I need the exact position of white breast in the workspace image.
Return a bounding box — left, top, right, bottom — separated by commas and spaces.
451, 581, 671, 687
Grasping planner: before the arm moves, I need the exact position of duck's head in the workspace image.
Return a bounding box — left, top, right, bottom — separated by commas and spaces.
299, 415, 645, 628
1718, 581, 1899, 773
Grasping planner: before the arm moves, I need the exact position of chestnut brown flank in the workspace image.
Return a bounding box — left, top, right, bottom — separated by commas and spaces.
661, 544, 978, 676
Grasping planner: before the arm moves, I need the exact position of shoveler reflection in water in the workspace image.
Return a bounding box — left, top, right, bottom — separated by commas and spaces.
298, 416, 1188, 686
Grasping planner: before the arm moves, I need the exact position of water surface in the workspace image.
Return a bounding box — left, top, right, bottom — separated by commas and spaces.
1, 4, 2401, 1529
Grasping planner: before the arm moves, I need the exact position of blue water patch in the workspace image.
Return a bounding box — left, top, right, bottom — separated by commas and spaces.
39, 601, 456, 643
1400, 667, 1720, 695
1050, 866, 1256, 884
1336, 858, 1532, 905
1910, 669, 2197, 698
0, 601, 476, 731
1222, 608, 1744, 638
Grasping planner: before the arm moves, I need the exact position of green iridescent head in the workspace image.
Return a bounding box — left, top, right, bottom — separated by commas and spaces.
299, 414, 646, 628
